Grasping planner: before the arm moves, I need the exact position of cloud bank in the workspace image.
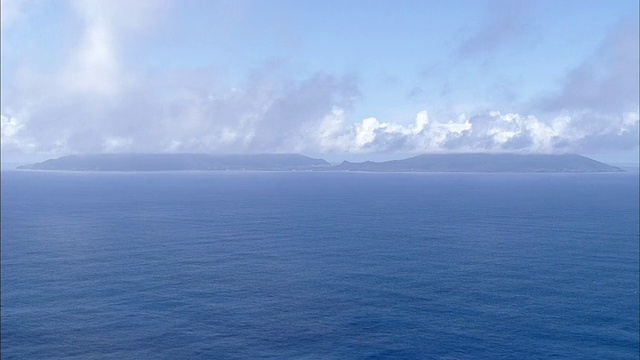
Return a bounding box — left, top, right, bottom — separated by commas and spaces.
1, 1, 638, 160
3, 95, 636, 157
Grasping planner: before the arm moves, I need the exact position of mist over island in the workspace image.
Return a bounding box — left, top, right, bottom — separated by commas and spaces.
16, 153, 623, 172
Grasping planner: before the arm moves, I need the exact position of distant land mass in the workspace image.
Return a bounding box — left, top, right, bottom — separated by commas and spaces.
335, 153, 623, 172
16, 153, 623, 172
16, 153, 330, 171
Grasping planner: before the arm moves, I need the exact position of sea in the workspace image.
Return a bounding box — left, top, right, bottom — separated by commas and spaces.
1, 170, 638, 359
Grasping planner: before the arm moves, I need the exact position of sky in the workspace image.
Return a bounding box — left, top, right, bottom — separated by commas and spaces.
1, 0, 638, 164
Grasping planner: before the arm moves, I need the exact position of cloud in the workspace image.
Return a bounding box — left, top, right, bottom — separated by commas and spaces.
60, 0, 169, 97
2, 85, 637, 157
456, 0, 529, 58
406, 87, 424, 101
1, 0, 28, 30
248, 72, 360, 152
1, 1, 637, 160
1, 0, 360, 158
537, 20, 639, 113
1, 111, 35, 153
0, 65, 361, 156
63, 18, 122, 97
70, 0, 169, 34
301, 109, 638, 155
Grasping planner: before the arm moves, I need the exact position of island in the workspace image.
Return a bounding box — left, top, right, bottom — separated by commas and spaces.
16, 153, 330, 171
16, 153, 623, 172
334, 153, 623, 172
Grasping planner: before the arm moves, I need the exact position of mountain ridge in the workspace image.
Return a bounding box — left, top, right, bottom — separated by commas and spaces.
334, 153, 623, 172
16, 153, 623, 172
16, 153, 330, 171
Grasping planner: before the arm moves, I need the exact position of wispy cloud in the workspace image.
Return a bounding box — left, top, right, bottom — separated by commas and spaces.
1, 1, 637, 161
1, 0, 29, 30
3, 80, 637, 157
536, 20, 639, 114
0, 65, 361, 156
456, 0, 530, 58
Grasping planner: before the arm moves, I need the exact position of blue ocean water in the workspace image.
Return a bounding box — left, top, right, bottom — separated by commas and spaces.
1, 170, 638, 359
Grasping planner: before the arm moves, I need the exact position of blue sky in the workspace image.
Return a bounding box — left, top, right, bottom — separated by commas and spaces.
1, 0, 638, 163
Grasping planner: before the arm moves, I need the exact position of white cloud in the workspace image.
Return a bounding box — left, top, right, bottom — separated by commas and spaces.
1, 111, 36, 153
1, 1, 637, 162
63, 21, 122, 96
2, 99, 637, 159
1, 113, 23, 139
103, 136, 133, 152
299, 109, 638, 155
57, 0, 168, 97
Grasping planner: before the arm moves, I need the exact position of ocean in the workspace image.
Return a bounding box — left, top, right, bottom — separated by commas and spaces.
1, 170, 638, 359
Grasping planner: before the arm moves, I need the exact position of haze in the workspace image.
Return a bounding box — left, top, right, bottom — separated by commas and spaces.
1, 0, 638, 165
